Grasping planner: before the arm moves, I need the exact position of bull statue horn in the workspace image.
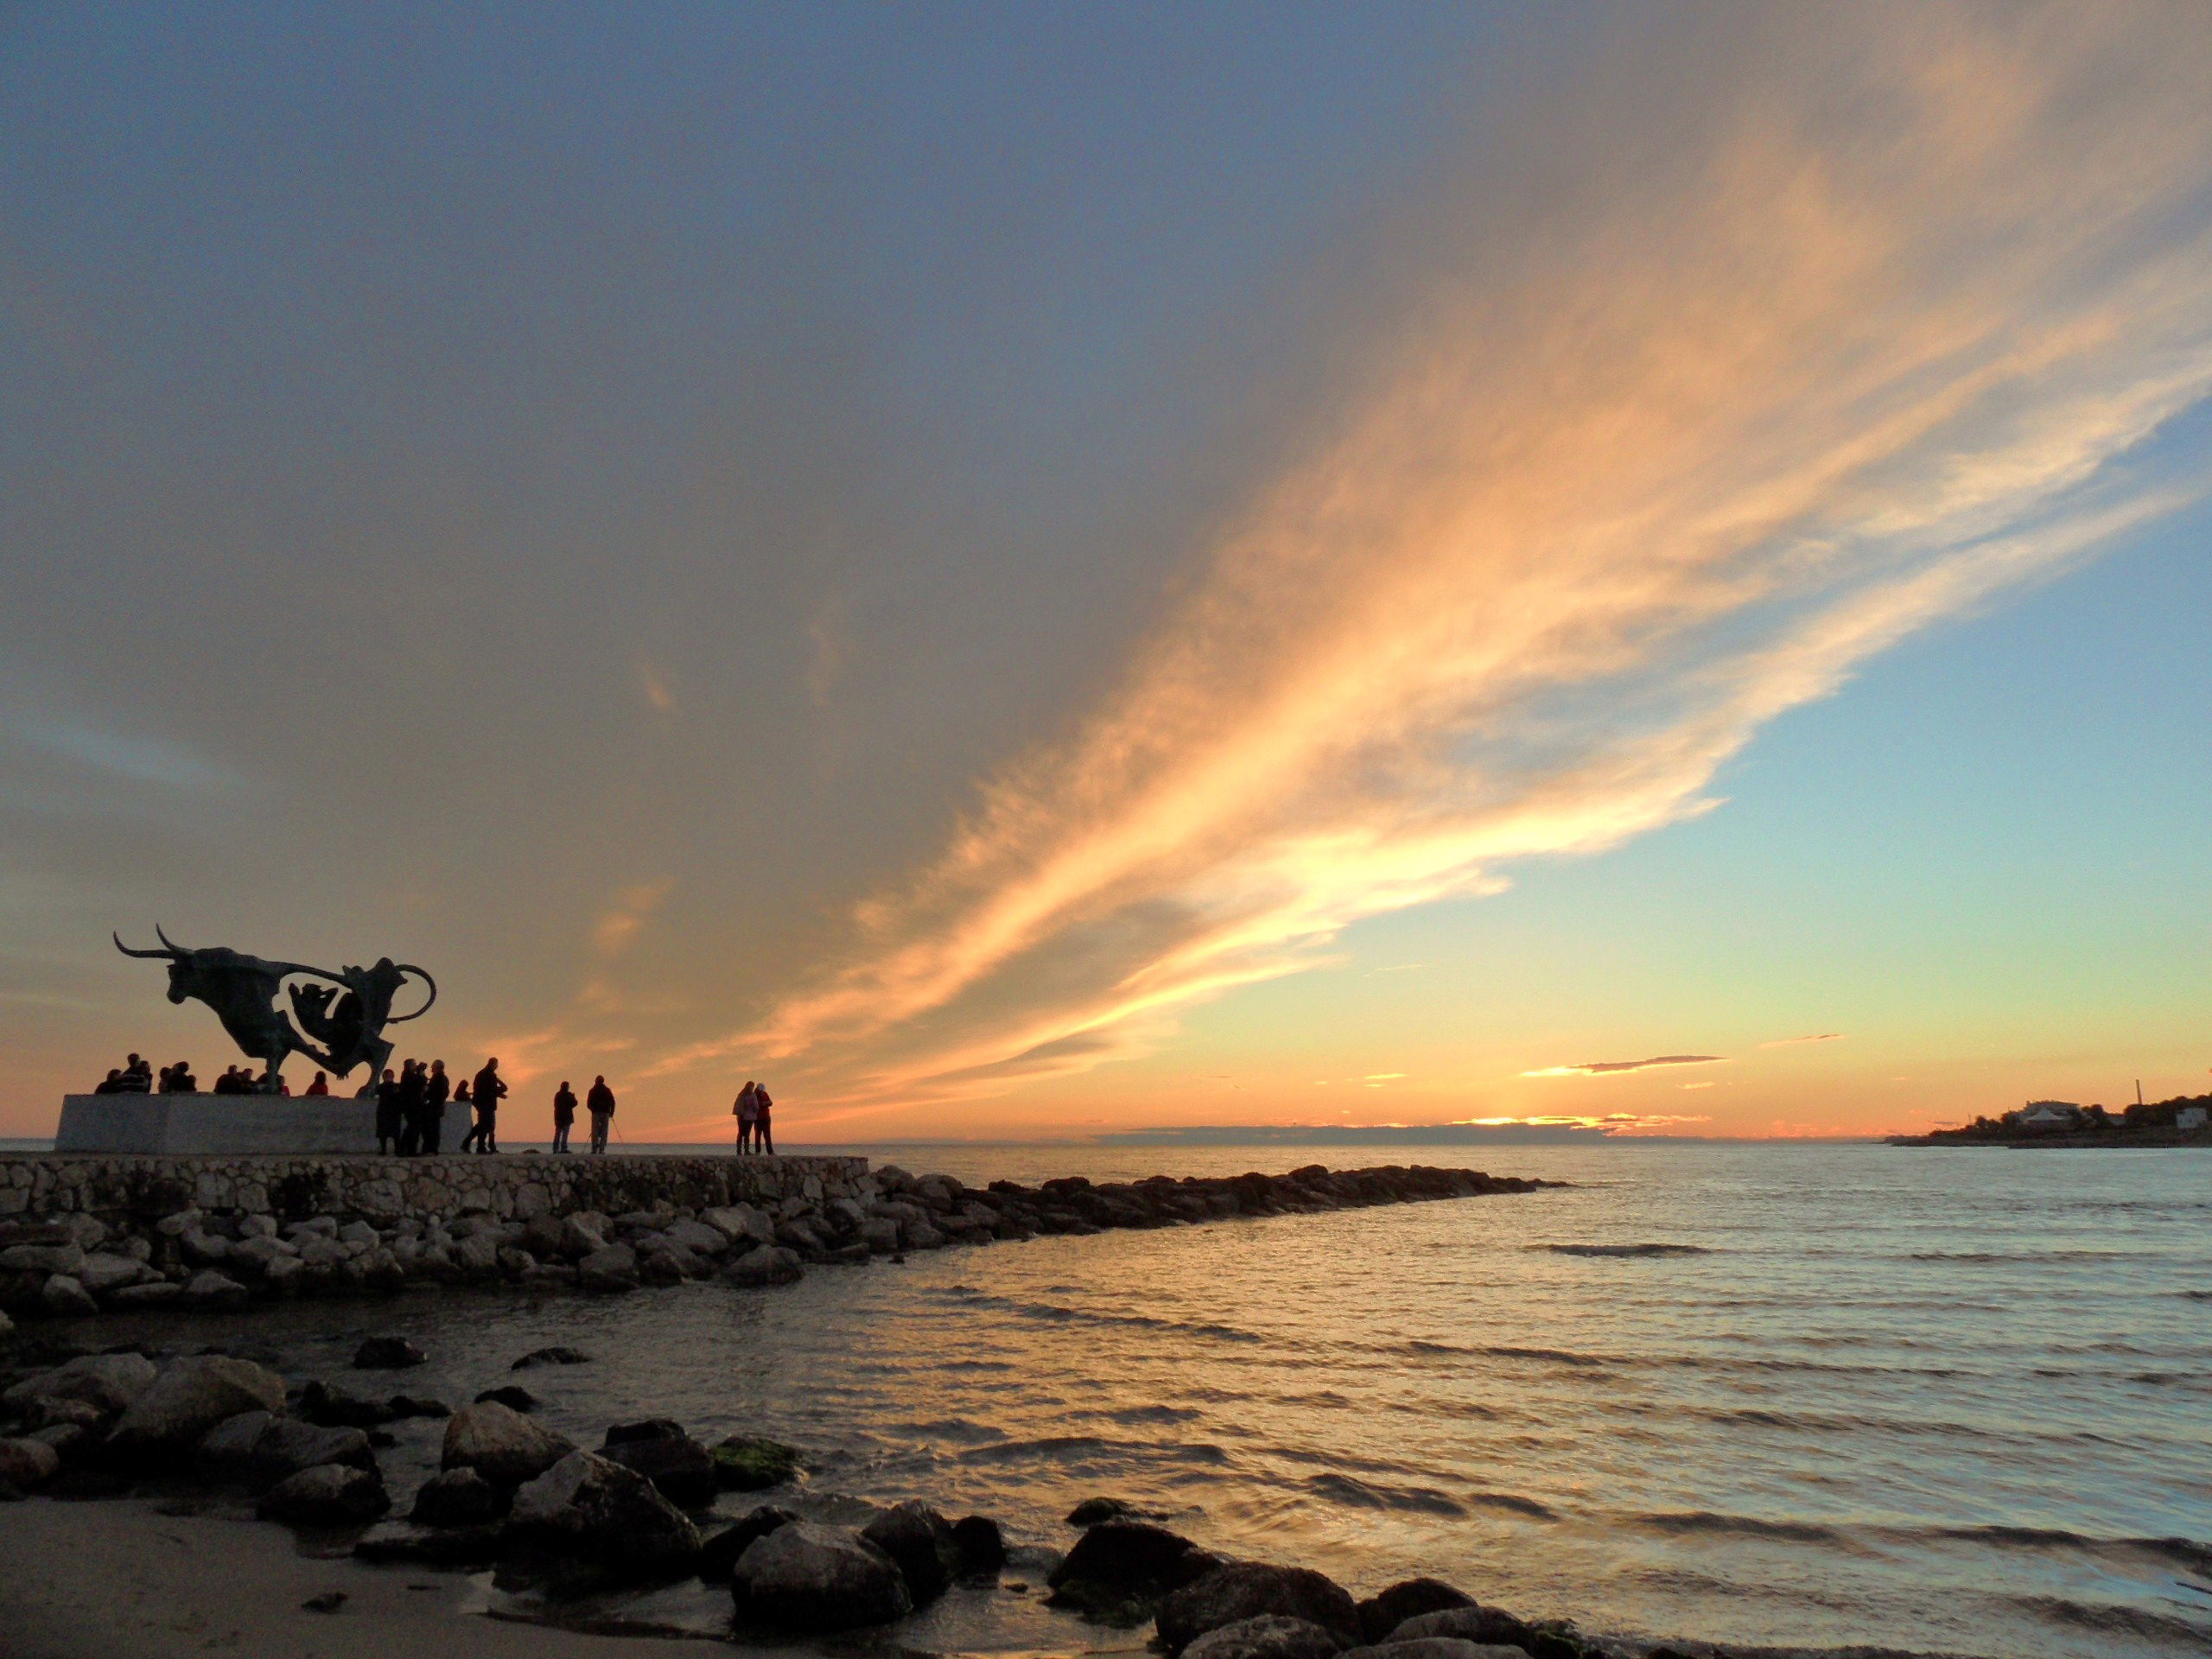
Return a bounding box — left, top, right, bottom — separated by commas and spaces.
114, 929, 183, 960
155, 923, 186, 953
386, 965, 438, 1022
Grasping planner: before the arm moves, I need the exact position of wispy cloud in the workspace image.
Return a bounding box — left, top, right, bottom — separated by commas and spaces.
658, 10, 2212, 1110
1525, 1055, 1727, 1078
1761, 1033, 1846, 1048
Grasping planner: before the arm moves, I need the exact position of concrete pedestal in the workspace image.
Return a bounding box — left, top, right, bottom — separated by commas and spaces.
54, 1093, 377, 1154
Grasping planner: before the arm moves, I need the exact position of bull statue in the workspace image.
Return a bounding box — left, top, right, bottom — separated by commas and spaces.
113, 926, 435, 1092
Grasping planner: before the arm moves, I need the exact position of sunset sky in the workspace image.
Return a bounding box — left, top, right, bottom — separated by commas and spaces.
4, 4, 2209, 1141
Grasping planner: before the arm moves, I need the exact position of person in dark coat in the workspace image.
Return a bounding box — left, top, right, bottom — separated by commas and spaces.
395, 1059, 427, 1155
422, 1059, 449, 1155
467, 1058, 507, 1154
753, 1084, 773, 1155
586, 1076, 615, 1154
374, 1067, 402, 1154
552, 1081, 577, 1153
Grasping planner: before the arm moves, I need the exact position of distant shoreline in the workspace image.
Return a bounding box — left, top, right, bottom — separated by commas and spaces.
1887, 1128, 2212, 1149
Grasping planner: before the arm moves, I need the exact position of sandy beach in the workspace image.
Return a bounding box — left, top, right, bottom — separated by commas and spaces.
0, 1495, 736, 1659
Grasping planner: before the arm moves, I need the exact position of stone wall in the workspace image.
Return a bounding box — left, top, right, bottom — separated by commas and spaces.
0, 1152, 868, 1225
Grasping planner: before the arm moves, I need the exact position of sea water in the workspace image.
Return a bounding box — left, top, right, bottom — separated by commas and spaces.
59, 1141, 2212, 1657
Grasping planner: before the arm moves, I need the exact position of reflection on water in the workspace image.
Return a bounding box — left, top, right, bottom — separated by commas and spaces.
72, 1143, 2212, 1659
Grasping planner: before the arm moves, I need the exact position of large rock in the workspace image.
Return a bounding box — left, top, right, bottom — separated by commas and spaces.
861, 1500, 958, 1605
0, 1437, 61, 1491
441, 1401, 575, 1486
78, 1252, 155, 1294
697, 1504, 798, 1581
509, 1451, 702, 1577
410, 1466, 510, 1527
181, 1269, 250, 1309
731, 1520, 912, 1631
599, 1423, 717, 1510
577, 1243, 640, 1293
1338, 1642, 1527, 1659
194, 1411, 375, 1491
1050, 1520, 1219, 1594
352, 1337, 427, 1369
711, 1435, 799, 1490
1186, 1616, 1350, 1659
700, 1204, 776, 1248
661, 1219, 730, 1258
3, 1351, 158, 1417
107, 1356, 288, 1462
0, 1242, 84, 1274
1382, 1606, 1535, 1650
723, 1245, 804, 1287
41, 1274, 98, 1317
1158, 1563, 1362, 1655
257, 1462, 391, 1526
1358, 1579, 1474, 1643
951, 1514, 1007, 1577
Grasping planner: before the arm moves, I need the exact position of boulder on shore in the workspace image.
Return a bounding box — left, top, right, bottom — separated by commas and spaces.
710, 1435, 799, 1491
1381, 1606, 1535, 1650
509, 1451, 702, 1577
440, 1401, 575, 1486
1357, 1578, 1475, 1643
3, 1351, 157, 1418
194, 1411, 374, 1491
599, 1424, 717, 1510
410, 1466, 510, 1528
1047, 1520, 1223, 1624
1185, 1615, 1350, 1659
106, 1356, 288, 1463
352, 1337, 427, 1370
861, 1499, 958, 1605
0, 1437, 61, 1491
1157, 1562, 1363, 1655
951, 1514, 1007, 1577
723, 1245, 804, 1287
258, 1462, 391, 1526
1337, 1641, 1528, 1659
697, 1505, 798, 1582
731, 1520, 912, 1631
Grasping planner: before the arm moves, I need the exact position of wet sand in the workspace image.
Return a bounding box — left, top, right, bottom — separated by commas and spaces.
0, 1496, 737, 1659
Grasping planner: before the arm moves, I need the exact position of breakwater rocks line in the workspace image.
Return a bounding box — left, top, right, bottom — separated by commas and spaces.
0, 1155, 1548, 1325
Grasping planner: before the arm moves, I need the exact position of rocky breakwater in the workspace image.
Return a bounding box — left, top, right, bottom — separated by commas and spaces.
0, 1156, 1547, 1325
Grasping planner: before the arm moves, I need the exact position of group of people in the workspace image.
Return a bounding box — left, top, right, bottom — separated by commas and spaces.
732, 1079, 774, 1153
91, 1049, 772, 1160
371, 1056, 506, 1155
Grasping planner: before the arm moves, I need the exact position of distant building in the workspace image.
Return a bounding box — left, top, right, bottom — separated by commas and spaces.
2178, 1106, 2209, 1131
2006, 1101, 2083, 1131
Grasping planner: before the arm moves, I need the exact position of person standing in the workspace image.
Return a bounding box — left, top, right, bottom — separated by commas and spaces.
423, 1059, 450, 1155
374, 1067, 402, 1154
395, 1059, 427, 1155
304, 1071, 328, 1096
469, 1057, 507, 1154
586, 1075, 615, 1154
753, 1083, 774, 1155
734, 1081, 758, 1154
552, 1080, 577, 1154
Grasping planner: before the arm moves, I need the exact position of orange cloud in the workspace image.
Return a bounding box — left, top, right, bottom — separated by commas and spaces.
656, 10, 2212, 1113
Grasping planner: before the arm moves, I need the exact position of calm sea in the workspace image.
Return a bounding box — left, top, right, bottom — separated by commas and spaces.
46, 1141, 2212, 1657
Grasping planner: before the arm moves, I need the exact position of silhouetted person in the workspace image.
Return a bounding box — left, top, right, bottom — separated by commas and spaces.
552, 1081, 576, 1153
395, 1059, 428, 1155
586, 1075, 615, 1154
374, 1067, 402, 1154
93, 1068, 123, 1095
167, 1062, 197, 1093
119, 1053, 152, 1093
753, 1084, 773, 1155
423, 1059, 449, 1154
734, 1081, 758, 1154
467, 1057, 507, 1154
304, 1071, 329, 1096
